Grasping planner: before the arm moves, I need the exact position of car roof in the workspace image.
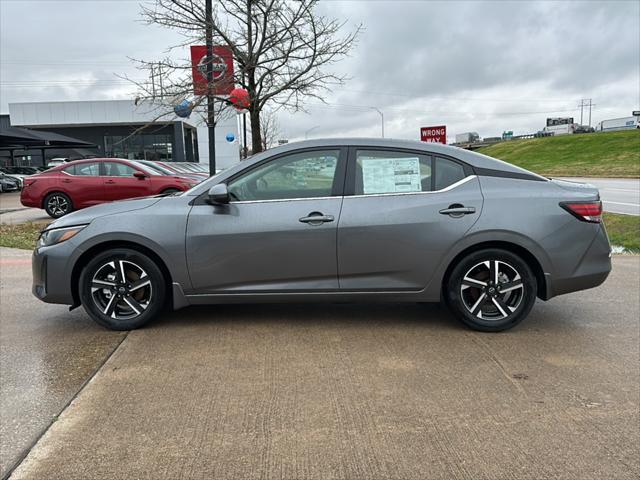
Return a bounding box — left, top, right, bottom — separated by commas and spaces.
238, 138, 545, 178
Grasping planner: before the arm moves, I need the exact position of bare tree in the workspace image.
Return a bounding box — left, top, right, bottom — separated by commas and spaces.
133, 0, 361, 154
259, 109, 282, 151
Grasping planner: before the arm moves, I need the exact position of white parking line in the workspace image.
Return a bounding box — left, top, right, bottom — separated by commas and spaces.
603, 201, 640, 207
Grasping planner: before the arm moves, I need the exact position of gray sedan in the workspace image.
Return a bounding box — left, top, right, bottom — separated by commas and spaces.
31, 138, 611, 331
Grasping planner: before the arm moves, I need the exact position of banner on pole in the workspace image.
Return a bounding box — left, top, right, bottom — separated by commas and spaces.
190, 45, 234, 95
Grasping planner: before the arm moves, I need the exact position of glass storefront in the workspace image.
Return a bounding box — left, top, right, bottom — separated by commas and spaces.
104, 134, 173, 162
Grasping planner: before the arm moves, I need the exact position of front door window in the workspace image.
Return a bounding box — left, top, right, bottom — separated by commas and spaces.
228, 150, 340, 201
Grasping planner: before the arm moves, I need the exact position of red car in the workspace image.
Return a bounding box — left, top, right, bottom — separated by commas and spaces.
21, 158, 199, 218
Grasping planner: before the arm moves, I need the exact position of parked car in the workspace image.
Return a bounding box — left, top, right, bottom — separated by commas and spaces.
0, 166, 41, 189
47, 158, 69, 168
156, 161, 209, 179
20, 158, 199, 218
30, 139, 611, 332
135, 160, 205, 184
0, 173, 20, 193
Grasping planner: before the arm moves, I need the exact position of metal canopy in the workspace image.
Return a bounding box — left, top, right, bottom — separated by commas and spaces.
0, 127, 97, 150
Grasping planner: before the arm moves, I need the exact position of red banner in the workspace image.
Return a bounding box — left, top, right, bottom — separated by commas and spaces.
190, 45, 234, 96
420, 125, 447, 144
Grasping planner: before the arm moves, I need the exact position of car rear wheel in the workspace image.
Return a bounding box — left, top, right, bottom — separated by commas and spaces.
446, 249, 537, 332
79, 248, 166, 330
44, 192, 73, 218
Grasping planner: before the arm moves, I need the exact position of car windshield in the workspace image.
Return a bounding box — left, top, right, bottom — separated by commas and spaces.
165, 163, 194, 174
127, 160, 162, 175
136, 160, 174, 175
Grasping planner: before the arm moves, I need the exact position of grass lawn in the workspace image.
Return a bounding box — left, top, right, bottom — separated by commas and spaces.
477, 130, 640, 178
604, 212, 640, 252
0, 221, 49, 250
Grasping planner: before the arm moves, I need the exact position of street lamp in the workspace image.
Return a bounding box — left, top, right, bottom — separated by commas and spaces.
370, 107, 384, 138
305, 125, 320, 139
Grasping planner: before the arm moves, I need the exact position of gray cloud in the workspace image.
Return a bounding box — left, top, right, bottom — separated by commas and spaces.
1, 0, 638, 143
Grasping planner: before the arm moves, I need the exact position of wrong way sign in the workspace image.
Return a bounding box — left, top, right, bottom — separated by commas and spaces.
420, 126, 447, 144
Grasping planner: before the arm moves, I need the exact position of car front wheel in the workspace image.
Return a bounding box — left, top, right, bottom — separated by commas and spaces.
79, 248, 166, 330
446, 249, 537, 332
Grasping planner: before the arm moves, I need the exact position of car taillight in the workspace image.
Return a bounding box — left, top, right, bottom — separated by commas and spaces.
560, 201, 602, 223
23, 178, 37, 188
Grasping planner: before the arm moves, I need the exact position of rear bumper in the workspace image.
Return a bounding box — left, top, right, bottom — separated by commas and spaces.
20, 189, 40, 208
32, 241, 77, 305
544, 224, 612, 299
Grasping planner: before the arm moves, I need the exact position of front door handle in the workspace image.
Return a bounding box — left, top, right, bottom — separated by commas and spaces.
62, 179, 72, 183
299, 212, 334, 225
105, 180, 116, 184
439, 204, 476, 216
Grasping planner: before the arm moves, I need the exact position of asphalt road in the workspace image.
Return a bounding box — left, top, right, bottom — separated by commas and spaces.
1, 246, 638, 479
558, 177, 640, 216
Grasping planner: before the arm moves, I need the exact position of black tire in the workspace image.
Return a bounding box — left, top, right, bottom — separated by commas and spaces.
79, 248, 166, 330
44, 192, 73, 218
446, 248, 537, 332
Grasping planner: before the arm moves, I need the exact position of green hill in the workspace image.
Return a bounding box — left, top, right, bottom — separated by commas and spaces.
476, 130, 640, 177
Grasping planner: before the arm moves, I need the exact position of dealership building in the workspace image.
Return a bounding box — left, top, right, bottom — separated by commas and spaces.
1, 99, 240, 168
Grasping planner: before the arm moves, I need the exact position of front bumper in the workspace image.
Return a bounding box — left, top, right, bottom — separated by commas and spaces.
32, 241, 78, 306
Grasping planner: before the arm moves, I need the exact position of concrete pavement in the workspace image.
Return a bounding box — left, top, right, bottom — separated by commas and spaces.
559, 177, 640, 216
0, 193, 49, 225
1, 245, 638, 479
0, 248, 126, 478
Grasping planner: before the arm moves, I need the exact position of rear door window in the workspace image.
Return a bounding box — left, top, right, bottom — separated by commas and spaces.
63, 163, 100, 176
354, 149, 432, 195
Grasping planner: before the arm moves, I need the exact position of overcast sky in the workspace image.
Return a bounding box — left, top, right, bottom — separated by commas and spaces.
1, 0, 639, 144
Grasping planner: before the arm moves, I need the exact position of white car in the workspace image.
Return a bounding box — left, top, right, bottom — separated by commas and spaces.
47, 158, 69, 168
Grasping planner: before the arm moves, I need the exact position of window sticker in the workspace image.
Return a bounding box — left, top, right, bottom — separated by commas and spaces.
361, 157, 422, 194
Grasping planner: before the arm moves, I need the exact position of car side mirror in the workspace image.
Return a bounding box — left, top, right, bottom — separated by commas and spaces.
133, 171, 147, 179
207, 184, 230, 205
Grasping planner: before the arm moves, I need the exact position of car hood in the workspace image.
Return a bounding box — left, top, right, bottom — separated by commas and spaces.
47, 196, 163, 229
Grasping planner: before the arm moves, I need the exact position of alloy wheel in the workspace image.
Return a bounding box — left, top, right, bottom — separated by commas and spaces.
460, 260, 524, 321
91, 260, 152, 321
46, 195, 70, 216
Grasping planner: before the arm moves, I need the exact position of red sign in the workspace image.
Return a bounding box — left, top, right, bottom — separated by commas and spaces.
420, 125, 447, 144
190, 45, 234, 96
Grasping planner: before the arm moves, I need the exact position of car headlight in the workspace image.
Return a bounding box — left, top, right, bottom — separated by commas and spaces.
37, 225, 87, 248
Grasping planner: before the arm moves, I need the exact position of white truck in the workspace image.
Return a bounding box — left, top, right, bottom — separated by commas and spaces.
455, 132, 480, 144
595, 112, 640, 132
542, 118, 576, 136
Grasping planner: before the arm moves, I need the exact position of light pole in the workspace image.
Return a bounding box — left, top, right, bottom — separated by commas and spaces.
305, 125, 320, 139
370, 107, 384, 137
205, 0, 216, 176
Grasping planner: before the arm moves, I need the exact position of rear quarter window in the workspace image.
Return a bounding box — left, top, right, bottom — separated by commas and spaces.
434, 157, 466, 190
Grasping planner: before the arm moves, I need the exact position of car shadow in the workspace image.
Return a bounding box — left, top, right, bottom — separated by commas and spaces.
150, 302, 464, 332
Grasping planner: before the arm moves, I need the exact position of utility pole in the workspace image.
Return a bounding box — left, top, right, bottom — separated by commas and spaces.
205, 0, 216, 176
578, 99, 596, 127
242, 73, 247, 158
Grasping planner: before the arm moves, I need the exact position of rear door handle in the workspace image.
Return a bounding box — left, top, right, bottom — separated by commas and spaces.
439, 205, 476, 216
62, 179, 72, 183
299, 212, 335, 225
105, 180, 116, 184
